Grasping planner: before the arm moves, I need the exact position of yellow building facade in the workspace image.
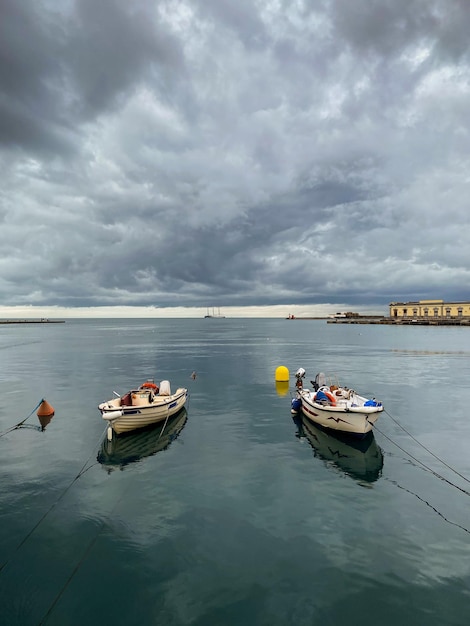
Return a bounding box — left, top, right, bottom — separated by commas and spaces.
389, 299, 470, 320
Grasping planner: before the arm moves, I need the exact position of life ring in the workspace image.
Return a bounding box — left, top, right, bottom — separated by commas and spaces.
315, 388, 336, 405
324, 391, 336, 405
140, 381, 159, 392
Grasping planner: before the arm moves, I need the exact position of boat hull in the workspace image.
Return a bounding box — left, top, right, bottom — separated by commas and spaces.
299, 391, 382, 437
99, 388, 188, 435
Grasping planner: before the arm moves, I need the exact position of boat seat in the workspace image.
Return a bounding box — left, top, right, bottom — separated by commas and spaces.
121, 392, 132, 406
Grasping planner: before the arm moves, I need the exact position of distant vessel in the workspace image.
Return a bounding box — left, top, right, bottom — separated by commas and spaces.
204, 307, 226, 318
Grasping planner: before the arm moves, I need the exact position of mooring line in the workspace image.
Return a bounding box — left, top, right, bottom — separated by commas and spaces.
39, 407, 192, 623
385, 477, 470, 535
384, 409, 470, 485
0, 426, 108, 574
38, 531, 101, 625
38, 460, 134, 625
0, 399, 44, 438
373, 423, 470, 498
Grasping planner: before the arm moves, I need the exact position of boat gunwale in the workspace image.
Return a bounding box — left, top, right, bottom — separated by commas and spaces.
299, 389, 383, 415
99, 387, 188, 414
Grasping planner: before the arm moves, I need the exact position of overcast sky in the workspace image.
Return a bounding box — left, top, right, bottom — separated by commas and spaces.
1, 0, 469, 318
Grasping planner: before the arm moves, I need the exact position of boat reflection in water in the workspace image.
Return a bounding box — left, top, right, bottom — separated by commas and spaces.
293, 414, 383, 484
98, 408, 188, 472
37, 413, 54, 431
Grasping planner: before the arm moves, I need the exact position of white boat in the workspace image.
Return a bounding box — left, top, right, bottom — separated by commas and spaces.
291, 369, 383, 437
98, 379, 188, 437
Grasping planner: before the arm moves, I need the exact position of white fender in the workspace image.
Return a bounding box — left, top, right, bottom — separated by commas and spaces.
101, 410, 124, 421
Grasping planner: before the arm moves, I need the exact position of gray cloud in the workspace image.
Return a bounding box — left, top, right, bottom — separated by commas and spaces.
1, 0, 470, 312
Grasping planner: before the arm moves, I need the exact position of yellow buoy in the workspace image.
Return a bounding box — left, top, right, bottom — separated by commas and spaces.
275, 365, 289, 382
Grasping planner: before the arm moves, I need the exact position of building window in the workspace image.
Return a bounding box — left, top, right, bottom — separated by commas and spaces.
433, 308, 439, 317
458, 308, 463, 317
424, 308, 429, 317
446, 308, 451, 318
413, 308, 418, 317
393, 309, 397, 317
403, 309, 407, 317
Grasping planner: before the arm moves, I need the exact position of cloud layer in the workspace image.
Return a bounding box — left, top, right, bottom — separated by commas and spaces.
1, 0, 470, 311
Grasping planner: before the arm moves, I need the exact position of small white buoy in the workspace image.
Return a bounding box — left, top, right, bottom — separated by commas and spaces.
107, 426, 113, 441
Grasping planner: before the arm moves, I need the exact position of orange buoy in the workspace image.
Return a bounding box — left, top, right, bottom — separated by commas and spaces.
37, 399, 55, 417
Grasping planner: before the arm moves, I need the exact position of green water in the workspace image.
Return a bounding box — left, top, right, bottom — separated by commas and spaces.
0, 319, 469, 625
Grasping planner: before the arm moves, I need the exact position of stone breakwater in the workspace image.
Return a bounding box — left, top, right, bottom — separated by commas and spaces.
0, 319, 65, 324
326, 317, 470, 326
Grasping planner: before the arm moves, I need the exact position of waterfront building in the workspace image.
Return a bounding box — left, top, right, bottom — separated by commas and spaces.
389, 299, 470, 321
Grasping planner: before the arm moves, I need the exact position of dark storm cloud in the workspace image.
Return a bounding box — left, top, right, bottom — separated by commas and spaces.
192, 0, 268, 50
0, 0, 71, 151
0, 0, 184, 152
1, 0, 470, 312
331, 0, 436, 55
67, 0, 185, 118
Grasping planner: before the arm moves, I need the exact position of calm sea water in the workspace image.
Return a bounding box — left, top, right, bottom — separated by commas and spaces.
1, 318, 470, 625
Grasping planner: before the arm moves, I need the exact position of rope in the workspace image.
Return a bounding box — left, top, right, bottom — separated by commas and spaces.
4, 395, 191, 619
157, 411, 171, 440
0, 399, 44, 438
0, 425, 108, 574
385, 477, 470, 535
384, 409, 470, 485
373, 422, 470, 498
156, 393, 189, 440
39, 494, 128, 624
38, 436, 134, 625
39, 399, 191, 622
38, 531, 101, 625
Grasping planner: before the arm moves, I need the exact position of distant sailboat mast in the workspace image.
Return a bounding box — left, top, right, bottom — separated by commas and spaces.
204, 307, 225, 318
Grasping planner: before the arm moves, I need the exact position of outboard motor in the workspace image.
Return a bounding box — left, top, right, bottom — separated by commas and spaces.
295, 367, 306, 390
291, 368, 305, 412
313, 372, 326, 391
159, 380, 171, 396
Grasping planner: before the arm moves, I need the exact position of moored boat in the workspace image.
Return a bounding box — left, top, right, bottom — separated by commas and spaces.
98, 408, 188, 471
98, 379, 188, 437
291, 369, 383, 437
